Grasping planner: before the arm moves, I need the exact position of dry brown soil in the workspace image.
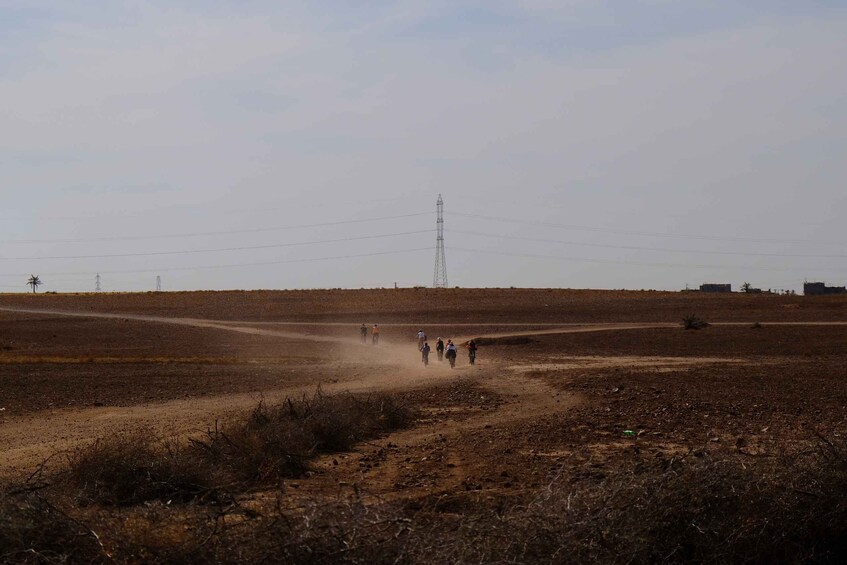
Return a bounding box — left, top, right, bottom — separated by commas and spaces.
1, 288, 846, 543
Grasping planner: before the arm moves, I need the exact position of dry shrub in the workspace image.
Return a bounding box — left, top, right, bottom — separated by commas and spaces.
23, 437, 847, 563
191, 406, 315, 482
194, 389, 418, 481
201, 443, 847, 564
682, 314, 710, 330
62, 389, 419, 505
66, 431, 215, 507
390, 447, 847, 564
195, 499, 409, 564
545, 454, 844, 563
0, 492, 105, 564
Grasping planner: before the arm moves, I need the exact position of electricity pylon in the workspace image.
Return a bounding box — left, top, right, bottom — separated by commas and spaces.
433, 194, 448, 288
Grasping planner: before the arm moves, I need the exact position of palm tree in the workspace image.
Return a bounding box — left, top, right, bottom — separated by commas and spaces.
27, 275, 42, 293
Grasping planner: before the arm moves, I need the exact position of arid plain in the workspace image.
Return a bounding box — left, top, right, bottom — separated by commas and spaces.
1, 289, 846, 563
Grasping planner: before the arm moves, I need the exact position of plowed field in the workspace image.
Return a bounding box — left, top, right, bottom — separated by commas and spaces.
1, 288, 846, 562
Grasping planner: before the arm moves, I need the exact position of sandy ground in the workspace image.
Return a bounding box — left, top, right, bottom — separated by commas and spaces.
0, 305, 602, 477
2, 289, 847, 520
2, 301, 843, 479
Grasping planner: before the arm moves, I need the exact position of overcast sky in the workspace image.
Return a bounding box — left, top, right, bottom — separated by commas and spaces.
2, 1, 846, 292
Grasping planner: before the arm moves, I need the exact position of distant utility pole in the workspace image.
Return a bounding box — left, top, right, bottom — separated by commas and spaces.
433, 194, 448, 288
155, 276, 162, 292
95, 273, 102, 292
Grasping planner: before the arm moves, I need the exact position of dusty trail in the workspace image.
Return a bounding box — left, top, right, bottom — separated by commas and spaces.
2, 306, 845, 344
0, 307, 349, 344
0, 306, 667, 346
304, 369, 581, 502
0, 361, 478, 479
0, 306, 507, 477
3, 306, 840, 478
0, 307, 571, 478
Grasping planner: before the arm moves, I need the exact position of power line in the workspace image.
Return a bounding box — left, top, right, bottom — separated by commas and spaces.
0, 229, 433, 261
450, 229, 847, 260
0, 212, 432, 245
451, 212, 843, 246
9, 247, 433, 277
0, 195, 431, 222
449, 246, 847, 274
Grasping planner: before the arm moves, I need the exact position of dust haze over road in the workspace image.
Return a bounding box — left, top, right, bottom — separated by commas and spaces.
0, 304, 674, 477
0, 306, 507, 476
3, 302, 847, 479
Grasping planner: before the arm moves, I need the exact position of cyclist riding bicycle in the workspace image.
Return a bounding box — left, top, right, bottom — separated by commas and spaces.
466, 339, 478, 365
445, 340, 458, 368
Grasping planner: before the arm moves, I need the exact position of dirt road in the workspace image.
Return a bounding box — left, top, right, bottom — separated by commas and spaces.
0, 306, 576, 478
3, 306, 844, 479
3, 306, 845, 343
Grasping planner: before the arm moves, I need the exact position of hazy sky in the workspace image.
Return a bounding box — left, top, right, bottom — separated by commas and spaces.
2, 1, 846, 292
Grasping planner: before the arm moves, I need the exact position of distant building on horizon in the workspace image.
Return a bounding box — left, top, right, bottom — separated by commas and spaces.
803, 282, 847, 296
700, 283, 732, 293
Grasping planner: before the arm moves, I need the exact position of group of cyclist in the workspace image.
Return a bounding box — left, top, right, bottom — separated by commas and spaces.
360, 323, 380, 345
417, 329, 477, 368
359, 324, 478, 368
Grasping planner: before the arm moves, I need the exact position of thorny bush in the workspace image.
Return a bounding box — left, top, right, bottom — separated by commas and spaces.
62, 388, 418, 505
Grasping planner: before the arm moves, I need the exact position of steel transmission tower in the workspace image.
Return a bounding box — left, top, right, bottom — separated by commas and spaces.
433, 194, 448, 288
155, 276, 162, 292
95, 273, 102, 292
